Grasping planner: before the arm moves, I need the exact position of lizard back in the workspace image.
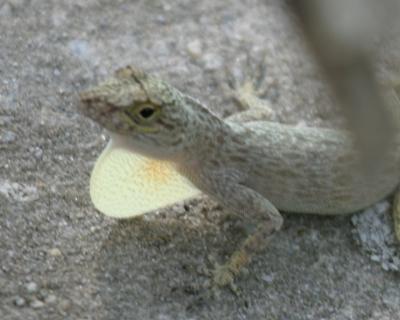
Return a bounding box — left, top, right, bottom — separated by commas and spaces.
217, 120, 400, 215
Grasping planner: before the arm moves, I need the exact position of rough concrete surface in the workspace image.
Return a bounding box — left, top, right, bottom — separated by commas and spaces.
1, 0, 400, 319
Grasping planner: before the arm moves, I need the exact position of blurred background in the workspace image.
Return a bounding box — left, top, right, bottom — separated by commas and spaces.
1, 1, 400, 319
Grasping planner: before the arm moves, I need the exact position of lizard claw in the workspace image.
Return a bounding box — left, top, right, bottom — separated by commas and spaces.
212, 263, 235, 286
222, 53, 277, 123
207, 256, 241, 296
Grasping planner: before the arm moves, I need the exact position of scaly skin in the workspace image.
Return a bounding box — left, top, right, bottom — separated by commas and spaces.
79, 66, 400, 289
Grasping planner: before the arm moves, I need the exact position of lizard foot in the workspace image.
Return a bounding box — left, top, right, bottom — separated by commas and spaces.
191, 258, 248, 308
205, 255, 241, 297
223, 54, 277, 123
212, 263, 235, 287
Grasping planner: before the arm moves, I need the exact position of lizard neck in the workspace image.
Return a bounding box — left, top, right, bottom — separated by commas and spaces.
180, 95, 234, 163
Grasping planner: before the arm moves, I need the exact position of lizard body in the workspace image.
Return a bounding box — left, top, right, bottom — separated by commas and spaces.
181, 118, 399, 215
79, 66, 400, 288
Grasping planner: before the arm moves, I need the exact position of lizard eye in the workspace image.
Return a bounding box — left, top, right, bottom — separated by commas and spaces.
123, 104, 160, 131
138, 106, 155, 119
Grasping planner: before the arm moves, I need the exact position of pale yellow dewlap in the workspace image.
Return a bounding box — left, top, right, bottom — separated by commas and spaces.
90, 139, 200, 218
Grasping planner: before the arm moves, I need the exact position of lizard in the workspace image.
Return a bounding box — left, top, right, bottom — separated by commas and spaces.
79, 65, 400, 290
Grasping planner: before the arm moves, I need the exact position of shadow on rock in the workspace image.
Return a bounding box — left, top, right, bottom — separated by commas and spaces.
95, 216, 218, 319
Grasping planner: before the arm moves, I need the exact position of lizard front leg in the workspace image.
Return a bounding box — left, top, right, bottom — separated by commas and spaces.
202, 172, 284, 289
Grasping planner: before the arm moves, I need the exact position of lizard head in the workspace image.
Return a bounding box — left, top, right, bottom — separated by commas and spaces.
79, 66, 195, 158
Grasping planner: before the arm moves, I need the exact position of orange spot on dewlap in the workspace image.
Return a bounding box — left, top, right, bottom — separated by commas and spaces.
142, 159, 174, 185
